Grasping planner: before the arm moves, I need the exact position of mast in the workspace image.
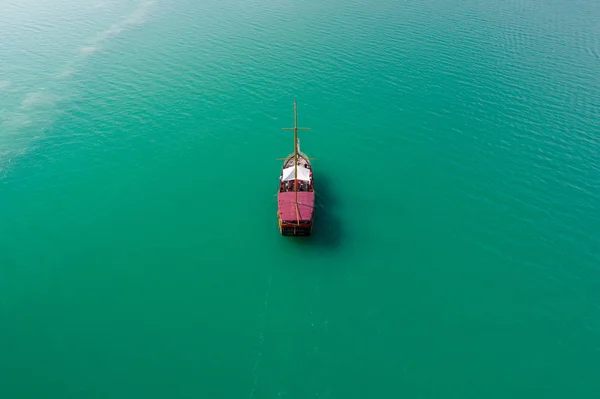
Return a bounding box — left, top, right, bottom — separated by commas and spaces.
282, 101, 310, 224
293, 101, 298, 206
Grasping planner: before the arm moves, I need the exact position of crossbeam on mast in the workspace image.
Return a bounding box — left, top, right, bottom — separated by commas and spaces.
276, 157, 315, 161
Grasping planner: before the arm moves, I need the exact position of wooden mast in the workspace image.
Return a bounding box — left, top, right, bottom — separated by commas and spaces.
292, 101, 299, 224
293, 101, 298, 207
282, 100, 310, 225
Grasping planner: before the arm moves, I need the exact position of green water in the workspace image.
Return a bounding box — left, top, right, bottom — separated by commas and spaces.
1, 0, 600, 397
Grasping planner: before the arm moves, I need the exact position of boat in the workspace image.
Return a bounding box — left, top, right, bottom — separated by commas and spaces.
277, 101, 315, 236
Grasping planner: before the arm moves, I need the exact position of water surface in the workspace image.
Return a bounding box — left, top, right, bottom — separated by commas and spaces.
1, 0, 600, 397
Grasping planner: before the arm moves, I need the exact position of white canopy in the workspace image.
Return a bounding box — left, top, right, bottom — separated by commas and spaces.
281, 166, 311, 182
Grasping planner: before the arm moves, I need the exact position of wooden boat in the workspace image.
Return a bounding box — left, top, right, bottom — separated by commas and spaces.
277, 101, 315, 236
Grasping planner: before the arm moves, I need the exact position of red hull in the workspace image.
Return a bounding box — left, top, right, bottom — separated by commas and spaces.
277, 191, 315, 236
277, 101, 314, 236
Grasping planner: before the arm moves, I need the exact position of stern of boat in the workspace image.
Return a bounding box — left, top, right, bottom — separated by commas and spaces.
279, 218, 313, 236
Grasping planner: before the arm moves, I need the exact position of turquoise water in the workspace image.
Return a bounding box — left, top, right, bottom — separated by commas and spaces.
1, 0, 600, 397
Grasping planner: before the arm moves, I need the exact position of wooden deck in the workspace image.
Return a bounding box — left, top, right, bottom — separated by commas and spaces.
283, 152, 312, 169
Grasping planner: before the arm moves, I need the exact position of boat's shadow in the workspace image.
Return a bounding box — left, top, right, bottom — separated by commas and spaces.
292, 174, 343, 250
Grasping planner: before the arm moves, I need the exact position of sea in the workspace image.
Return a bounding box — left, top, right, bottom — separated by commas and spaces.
1, 0, 599, 398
